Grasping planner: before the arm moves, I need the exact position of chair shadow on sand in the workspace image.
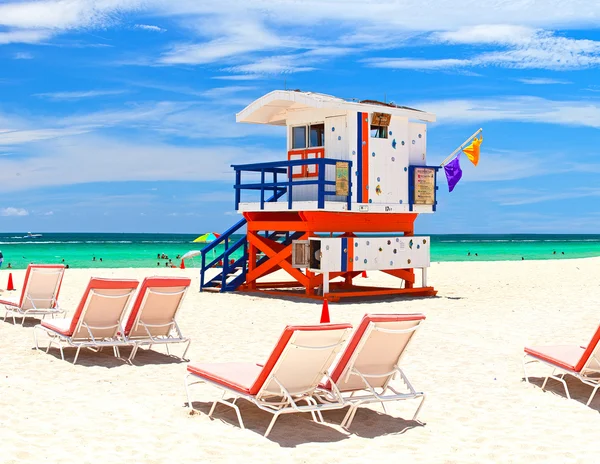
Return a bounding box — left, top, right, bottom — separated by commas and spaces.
525, 376, 600, 412
3, 317, 43, 328
186, 399, 423, 447
37, 344, 187, 368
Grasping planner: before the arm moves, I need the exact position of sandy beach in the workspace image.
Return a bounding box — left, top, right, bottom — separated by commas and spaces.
1, 258, 600, 463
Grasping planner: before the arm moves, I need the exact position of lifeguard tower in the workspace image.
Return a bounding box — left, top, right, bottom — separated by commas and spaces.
200, 90, 440, 301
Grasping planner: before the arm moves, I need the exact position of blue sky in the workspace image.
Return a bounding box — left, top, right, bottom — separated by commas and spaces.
1, 0, 600, 234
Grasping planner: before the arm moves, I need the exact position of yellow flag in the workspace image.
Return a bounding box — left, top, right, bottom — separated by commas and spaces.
462, 135, 482, 166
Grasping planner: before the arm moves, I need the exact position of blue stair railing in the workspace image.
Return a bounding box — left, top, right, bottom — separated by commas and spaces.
200, 190, 286, 292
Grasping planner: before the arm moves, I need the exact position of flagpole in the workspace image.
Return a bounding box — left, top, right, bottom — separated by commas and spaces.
439, 128, 483, 167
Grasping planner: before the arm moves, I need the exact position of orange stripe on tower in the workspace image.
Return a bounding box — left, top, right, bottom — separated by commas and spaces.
348, 238, 354, 271
361, 112, 369, 202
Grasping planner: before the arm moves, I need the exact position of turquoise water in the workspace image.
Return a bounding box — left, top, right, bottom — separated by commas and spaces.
0, 233, 599, 270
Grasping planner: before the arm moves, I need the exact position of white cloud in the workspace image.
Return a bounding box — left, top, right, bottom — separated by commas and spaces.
0, 128, 91, 145
158, 18, 291, 65
366, 26, 600, 71
0, 207, 29, 216
34, 90, 128, 100
415, 96, 600, 128
225, 56, 316, 75
0, 29, 52, 44
433, 25, 535, 46
212, 74, 265, 81
0, 0, 144, 30
0, 98, 280, 147
516, 78, 571, 85
365, 58, 470, 70
0, 133, 282, 192
43, 211, 54, 215
14, 52, 33, 59
135, 24, 166, 32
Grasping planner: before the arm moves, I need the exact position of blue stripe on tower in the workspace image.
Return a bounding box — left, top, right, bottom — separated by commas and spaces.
356, 112, 363, 203
341, 237, 348, 272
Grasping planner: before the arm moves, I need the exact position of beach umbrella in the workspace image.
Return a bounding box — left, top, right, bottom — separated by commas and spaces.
193, 232, 221, 243
180, 250, 201, 268
181, 250, 201, 260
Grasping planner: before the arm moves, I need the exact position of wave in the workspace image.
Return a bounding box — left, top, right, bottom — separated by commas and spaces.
84, 241, 133, 244
458, 240, 511, 243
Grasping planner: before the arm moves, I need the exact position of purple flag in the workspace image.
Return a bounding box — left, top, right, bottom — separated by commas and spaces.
444, 155, 462, 192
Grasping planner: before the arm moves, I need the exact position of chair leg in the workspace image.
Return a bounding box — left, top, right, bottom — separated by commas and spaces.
73, 346, 82, 364
586, 384, 600, 406
545, 372, 571, 400
128, 344, 140, 362
264, 411, 281, 438
211, 396, 245, 431
208, 400, 219, 417
541, 373, 551, 391
413, 394, 426, 421
522, 356, 530, 383
33, 326, 40, 350
342, 404, 361, 429
303, 397, 323, 423
184, 374, 197, 410
181, 339, 191, 361
380, 401, 388, 414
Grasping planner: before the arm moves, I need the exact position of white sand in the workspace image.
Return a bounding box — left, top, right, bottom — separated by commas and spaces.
1, 258, 600, 463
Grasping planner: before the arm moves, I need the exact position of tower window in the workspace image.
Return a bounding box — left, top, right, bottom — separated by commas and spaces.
292, 126, 307, 149
370, 125, 388, 139
309, 124, 325, 147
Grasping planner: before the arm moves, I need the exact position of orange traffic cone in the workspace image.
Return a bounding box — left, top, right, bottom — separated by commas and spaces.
7, 272, 15, 291
320, 299, 330, 324
180, 259, 185, 269
361, 270, 368, 278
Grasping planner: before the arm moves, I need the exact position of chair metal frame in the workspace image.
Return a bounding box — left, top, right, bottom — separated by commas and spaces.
523, 350, 600, 406
3, 267, 65, 325
124, 287, 191, 361
184, 329, 351, 437
33, 288, 136, 364
316, 321, 426, 428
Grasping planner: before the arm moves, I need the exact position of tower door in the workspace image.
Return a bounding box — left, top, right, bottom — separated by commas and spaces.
325, 115, 348, 160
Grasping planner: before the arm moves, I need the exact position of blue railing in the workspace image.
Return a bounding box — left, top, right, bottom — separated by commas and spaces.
231, 158, 352, 211
200, 189, 287, 292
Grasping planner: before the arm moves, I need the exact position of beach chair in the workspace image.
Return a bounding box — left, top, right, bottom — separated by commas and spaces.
523, 324, 600, 406
184, 323, 352, 437
33, 278, 139, 364
1, 264, 65, 325
316, 314, 426, 428
123, 276, 191, 361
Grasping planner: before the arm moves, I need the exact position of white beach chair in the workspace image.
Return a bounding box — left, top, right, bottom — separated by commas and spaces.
122, 276, 191, 361
33, 278, 139, 364
317, 313, 426, 428
184, 323, 352, 437
1, 264, 65, 325
523, 324, 600, 406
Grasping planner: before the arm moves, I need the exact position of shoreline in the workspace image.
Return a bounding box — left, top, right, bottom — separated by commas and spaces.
2, 254, 600, 273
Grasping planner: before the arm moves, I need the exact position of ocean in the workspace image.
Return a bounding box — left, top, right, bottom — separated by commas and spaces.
0, 233, 599, 270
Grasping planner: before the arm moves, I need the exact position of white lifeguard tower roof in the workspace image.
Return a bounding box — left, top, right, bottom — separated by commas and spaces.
236, 90, 436, 126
